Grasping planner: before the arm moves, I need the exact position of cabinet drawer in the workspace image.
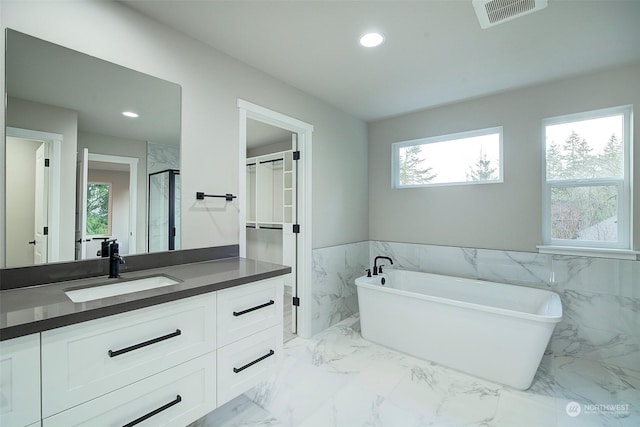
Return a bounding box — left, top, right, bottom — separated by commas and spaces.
0, 334, 40, 427
42, 293, 216, 417
217, 324, 283, 406
43, 351, 216, 427
217, 277, 284, 347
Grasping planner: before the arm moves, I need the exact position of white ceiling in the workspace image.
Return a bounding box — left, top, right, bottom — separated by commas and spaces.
122, 0, 640, 122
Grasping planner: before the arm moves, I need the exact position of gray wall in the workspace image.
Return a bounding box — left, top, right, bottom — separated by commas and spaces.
369, 62, 640, 252
0, 0, 369, 255
5, 97, 78, 261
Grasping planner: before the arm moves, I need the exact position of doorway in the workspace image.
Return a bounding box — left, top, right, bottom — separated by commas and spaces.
75, 149, 138, 260
238, 100, 313, 340
5, 127, 62, 267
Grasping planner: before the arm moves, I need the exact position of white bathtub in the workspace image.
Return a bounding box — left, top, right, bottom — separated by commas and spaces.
355, 269, 562, 390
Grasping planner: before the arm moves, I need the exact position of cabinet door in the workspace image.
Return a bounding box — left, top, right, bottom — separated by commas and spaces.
217, 324, 282, 406
0, 334, 41, 427
43, 352, 216, 427
41, 293, 216, 417
217, 277, 283, 347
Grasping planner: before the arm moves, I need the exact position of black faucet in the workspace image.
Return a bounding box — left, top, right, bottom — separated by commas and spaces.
104, 239, 125, 278
373, 256, 393, 276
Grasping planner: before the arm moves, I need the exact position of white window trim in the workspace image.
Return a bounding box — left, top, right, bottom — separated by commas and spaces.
540, 105, 633, 254
391, 126, 503, 188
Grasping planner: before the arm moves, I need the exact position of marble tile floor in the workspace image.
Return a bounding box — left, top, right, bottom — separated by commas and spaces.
191, 315, 639, 427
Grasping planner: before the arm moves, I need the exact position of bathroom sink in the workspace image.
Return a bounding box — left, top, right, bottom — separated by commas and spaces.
65, 275, 181, 303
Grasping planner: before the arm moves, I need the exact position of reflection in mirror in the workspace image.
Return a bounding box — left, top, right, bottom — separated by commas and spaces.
4, 29, 181, 268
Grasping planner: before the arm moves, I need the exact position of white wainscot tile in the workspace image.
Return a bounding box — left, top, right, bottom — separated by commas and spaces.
370, 241, 421, 271
552, 256, 640, 298
417, 244, 478, 279
560, 290, 640, 339
475, 249, 552, 288
550, 319, 640, 371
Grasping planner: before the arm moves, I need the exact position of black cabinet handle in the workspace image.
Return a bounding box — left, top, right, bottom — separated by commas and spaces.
233, 300, 274, 317
108, 329, 181, 357
233, 349, 275, 373
122, 395, 182, 427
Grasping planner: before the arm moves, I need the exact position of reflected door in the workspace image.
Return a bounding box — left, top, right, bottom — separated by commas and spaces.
75, 148, 89, 260
33, 143, 49, 264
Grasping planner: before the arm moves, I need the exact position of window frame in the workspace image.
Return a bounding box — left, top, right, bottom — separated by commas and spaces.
391, 126, 504, 188
541, 105, 633, 251
86, 181, 113, 237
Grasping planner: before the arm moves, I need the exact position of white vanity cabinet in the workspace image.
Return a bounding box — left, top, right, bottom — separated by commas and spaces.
41, 292, 217, 419
0, 274, 285, 427
216, 277, 284, 406
0, 334, 41, 427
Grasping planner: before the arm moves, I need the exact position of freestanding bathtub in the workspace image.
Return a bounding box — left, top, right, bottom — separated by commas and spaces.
355, 269, 562, 390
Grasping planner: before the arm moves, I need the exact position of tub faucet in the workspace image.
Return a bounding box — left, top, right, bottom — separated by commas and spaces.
106, 239, 125, 278
373, 256, 393, 275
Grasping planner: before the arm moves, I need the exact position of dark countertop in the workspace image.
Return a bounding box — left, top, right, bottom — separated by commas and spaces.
0, 257, 291, 341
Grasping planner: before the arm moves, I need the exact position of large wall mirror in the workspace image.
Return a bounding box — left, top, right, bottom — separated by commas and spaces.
4, 29, 182, 268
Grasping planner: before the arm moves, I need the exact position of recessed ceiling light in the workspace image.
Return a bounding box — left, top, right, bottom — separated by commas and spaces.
122, 111, 139, 118
359, 32, 384, 48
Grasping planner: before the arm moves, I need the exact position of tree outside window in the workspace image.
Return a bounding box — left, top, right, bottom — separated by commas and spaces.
86, 182, 111, 236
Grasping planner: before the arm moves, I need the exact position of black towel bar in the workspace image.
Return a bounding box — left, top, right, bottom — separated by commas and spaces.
196, 192, 237, 201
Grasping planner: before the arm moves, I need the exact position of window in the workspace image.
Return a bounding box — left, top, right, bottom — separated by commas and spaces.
392, 127, 503, 188
542, 105, 632, 250
86, 182, 112, 236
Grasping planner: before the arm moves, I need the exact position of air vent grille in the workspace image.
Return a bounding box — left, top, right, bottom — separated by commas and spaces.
473, 0, 548, 29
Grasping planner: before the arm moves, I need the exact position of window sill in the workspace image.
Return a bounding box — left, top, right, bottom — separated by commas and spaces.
537, 245, 639, 260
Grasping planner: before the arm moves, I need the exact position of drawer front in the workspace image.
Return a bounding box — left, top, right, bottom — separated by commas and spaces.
43, 351, 216, 427
0, 334, 41, 427
217, 276, 284, 347
217, 324, 283, 406
42, 293, 216, 417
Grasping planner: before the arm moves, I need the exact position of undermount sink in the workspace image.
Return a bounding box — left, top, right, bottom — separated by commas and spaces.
65, 275, 181, 303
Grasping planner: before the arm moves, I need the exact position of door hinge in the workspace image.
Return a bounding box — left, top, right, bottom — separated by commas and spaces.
292, 224, 300, 233
44, 158, 50, 167
43, 227, 49, 236
292, 296, 300, 307
293, 151, 301, 161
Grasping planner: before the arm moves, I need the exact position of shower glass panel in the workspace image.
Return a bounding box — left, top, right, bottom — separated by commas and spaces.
148, 169, 180, 252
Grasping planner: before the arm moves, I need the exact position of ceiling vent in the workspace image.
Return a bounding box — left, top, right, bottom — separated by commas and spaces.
473, 0, 548, 29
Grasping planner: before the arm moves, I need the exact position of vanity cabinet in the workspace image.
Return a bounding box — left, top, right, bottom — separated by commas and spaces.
42, 352, 216, 427
0, 274, 285, 427
41, 293, 217, 418
215, 277, 283, 406
0, 334, 41, 427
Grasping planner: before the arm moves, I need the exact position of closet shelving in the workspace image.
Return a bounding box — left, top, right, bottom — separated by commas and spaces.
246, 150, 294, 229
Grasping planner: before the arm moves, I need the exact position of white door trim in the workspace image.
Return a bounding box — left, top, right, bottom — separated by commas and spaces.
88, 153, 139, 255
238, 99, 314, 339
6, 127, 62, 265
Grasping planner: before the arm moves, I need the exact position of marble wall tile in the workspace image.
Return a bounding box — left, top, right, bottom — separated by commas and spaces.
311, 241, 368, 336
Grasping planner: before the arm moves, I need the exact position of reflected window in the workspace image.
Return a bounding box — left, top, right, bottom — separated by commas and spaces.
86, 182, 112, 236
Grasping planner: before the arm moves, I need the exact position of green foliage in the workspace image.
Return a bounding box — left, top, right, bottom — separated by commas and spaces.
399, 145, 437, 185
86, 183, 110, 235
548, 130, 622, 242
466, 149, 497, 181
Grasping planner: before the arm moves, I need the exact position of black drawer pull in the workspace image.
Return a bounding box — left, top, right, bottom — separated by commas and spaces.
122, 395, 181, 427
233, 349, 275, 373
108, 329, 181, 357
233, 300, 275, 317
